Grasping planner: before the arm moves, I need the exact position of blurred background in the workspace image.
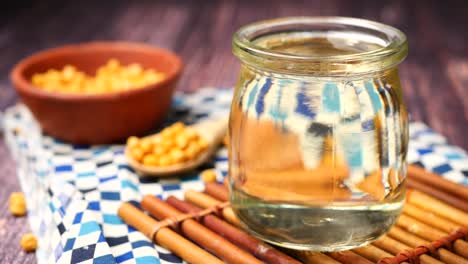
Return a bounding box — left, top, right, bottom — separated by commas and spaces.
0, 1, 466, 262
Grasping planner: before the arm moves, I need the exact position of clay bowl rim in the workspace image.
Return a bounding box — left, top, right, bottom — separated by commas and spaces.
10, 41, 183, 102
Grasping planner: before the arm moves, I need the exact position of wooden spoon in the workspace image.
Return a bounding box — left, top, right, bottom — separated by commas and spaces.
126, 118, 228, 176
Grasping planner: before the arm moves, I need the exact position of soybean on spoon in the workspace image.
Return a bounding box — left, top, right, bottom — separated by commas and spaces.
125, 118, 227, 176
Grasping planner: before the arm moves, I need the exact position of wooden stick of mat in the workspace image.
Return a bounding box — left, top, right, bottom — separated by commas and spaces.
373, 236, 443, 264
408, 165, 468, 200
389, 226, 431, 248
205, 182, 229, 202
396, 213, 468, 259
352, 244, 393, 263
117, 202, 223, 264
386, 227, 468, 264
286, 250, 342, 264
397, 214, 447, 241
388, 226, 468, 264
185, 189, 240, 226
403, 203, 462, 233
140, 195, 262, 264
454, 240, 468, 259
403, 204, 468, 257
326, 251, 374, 264
166, 196, 301, 264
406, 189, 468, 226
405, 192, 468, 258
407, 178, 468, 211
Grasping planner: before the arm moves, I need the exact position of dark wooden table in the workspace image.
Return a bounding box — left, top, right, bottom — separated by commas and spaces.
0, 0, 466, 262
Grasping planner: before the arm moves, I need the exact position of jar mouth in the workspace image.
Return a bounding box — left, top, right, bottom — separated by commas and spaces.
233, 17, 408, 76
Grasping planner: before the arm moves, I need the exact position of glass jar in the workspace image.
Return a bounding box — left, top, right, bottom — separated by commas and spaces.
229, 17, 408, 251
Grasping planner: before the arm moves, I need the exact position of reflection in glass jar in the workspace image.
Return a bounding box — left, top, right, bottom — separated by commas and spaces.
230, 17, 408, 251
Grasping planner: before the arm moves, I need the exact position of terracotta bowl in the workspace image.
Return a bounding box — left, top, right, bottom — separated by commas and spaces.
11, 42, 182, 144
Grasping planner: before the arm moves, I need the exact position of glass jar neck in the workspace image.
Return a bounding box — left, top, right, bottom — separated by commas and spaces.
233, 17, 408, 77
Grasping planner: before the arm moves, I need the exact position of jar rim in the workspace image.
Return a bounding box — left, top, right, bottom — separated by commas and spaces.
233, 16, 408, 76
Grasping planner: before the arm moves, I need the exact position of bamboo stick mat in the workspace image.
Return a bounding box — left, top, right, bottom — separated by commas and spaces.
121, 177, 468, 264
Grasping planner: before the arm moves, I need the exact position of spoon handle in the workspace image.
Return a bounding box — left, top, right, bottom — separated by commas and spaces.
193, 117, 228, 144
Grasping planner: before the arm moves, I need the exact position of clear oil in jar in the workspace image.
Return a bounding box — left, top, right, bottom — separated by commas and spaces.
229, 31, 408, 251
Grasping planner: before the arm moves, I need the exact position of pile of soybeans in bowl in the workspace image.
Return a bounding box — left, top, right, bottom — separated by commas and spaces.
31, 59, 166, 94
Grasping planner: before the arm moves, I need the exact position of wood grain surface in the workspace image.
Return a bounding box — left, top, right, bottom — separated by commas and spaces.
0, 0, 466, 263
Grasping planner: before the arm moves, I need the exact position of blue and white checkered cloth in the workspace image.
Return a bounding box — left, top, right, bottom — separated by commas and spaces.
2, 88, 467, 264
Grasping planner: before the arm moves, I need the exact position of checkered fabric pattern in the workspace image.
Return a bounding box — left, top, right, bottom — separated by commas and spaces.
2, 88, 467, 264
